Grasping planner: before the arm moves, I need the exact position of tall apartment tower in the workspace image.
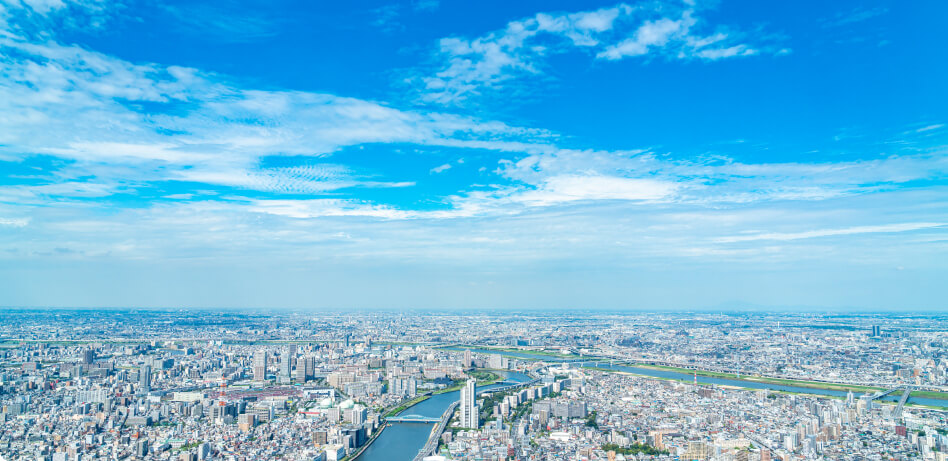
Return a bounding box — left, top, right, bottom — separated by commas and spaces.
463, 350, 472, 368
304, 355, 315, 381
135, 439, 149, 457
253, 350, 268, 382
295, 356, 310, 382
139, 365, 151, 392
288, 344, 297, 368
279, 356, 292, 383
459, 378, 478, 429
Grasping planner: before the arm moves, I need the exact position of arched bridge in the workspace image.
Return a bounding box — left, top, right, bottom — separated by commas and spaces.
387, 414, 441, 423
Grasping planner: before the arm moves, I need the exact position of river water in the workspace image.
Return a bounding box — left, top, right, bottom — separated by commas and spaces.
445, 347, 947, 408
357, 370, 530, 461
359, 348, 945, 460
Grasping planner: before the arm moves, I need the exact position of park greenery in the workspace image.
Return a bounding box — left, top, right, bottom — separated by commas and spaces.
601, 443, 669, 455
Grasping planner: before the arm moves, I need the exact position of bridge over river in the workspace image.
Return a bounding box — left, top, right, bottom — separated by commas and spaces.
386, 414, 441, 423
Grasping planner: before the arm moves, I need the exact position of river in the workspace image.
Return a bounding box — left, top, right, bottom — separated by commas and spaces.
359, 348, 945, 460
357, 370, 531, 461
445, 347, 947, 408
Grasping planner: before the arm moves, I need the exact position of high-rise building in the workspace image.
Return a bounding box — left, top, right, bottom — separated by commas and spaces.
488, 354, 508, 369
81, 349, 95, 364
135, 439, 149, 457
253, 350, 268, 382
871, 325, 881, 337
279, 356, 292, 380
391, 377, 417, 397
463, 350, 472, 368
304, 355, 315, 380
139, 365, 151, 392
288, 344, 297, 368
459, 378, 478, 429
293, 355, 315, 382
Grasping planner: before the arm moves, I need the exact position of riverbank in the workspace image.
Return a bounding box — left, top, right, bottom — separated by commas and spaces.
432, 370, 504, 395
441, 344, 581, 360
583, 366, 948, 409
357, 370, 532, 461
631, 363, 882, 392
349, 422, 386, 461
384, 395, 431, 417
628, 363, 948, 400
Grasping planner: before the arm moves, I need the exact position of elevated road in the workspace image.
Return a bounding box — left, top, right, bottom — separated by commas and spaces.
744, 433, 775, 453
412, 401, 458, 461
869, 388, 901, 400
410, 373, 540, 460
895, 387, 912, 417
479, 378, 538, 395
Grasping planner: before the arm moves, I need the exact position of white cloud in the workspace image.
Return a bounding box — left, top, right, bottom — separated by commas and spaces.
421, 2, 782, 104
0, 27, 553, 197
715, 223, 946, 243
430, 163, 452, 174
598, 14, 690, 60
0, 217, 30, 227
915, 124, 944, 133
511, 175, 677, 206
822, 6, 889, 28
248, 199, 413, 220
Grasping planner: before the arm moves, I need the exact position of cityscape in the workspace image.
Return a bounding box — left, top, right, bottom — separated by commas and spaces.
1, 310, 947, 460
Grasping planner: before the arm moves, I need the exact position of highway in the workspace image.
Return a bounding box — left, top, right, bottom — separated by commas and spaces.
412, 401, 458, 461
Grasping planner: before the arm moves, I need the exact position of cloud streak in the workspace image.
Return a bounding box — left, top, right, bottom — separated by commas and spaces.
418, 1, 783, 105
715, 223, 947, 243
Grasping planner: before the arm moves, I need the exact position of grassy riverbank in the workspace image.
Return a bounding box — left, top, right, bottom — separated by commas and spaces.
907, 390, 948, 400
384, 395, 430, 417
432, 370, 504, 395
629, 363, 887, 394
441, 344, 581, 360
584, 365, 948, 408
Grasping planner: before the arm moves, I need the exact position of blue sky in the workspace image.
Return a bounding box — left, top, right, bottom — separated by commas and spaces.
0, 0, 946, 310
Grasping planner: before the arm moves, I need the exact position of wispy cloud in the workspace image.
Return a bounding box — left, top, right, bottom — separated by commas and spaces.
0, 26, 548, 199
417, 1, 783, 105
429, 163, 452, 174
1, 0, 946, 303
0, 217, 30, 227
715, 222, 945, 243
821, 6, 889, 28
915, 124, 945, 133
160, 2, 281, 43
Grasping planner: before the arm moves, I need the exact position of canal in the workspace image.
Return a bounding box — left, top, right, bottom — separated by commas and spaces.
357, 370, 531, 461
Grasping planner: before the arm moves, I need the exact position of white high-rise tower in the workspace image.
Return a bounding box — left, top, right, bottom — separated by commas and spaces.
459, 378, 478, 429
253, 350, 268, 382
